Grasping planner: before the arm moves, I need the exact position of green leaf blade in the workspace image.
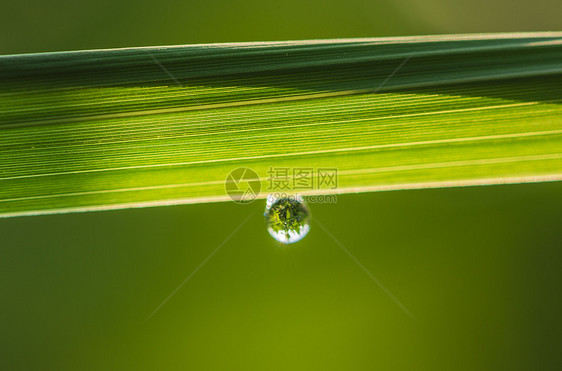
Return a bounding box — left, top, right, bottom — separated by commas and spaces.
1, 33, 562, 217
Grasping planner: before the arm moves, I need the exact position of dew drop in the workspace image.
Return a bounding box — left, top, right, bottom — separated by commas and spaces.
264, 194, 311, 244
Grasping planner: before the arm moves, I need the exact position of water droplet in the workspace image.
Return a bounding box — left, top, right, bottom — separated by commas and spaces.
265, 194, 311, 244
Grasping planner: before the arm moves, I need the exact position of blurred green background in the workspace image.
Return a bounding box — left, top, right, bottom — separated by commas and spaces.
1, 0, 562, 54
1, 0, 562, 370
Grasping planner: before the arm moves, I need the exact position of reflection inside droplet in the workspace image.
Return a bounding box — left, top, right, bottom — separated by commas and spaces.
265, 194, 311, 244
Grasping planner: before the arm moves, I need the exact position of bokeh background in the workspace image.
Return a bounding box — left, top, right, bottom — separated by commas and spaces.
1, 0, 562, 369
2, 0, 562, 54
